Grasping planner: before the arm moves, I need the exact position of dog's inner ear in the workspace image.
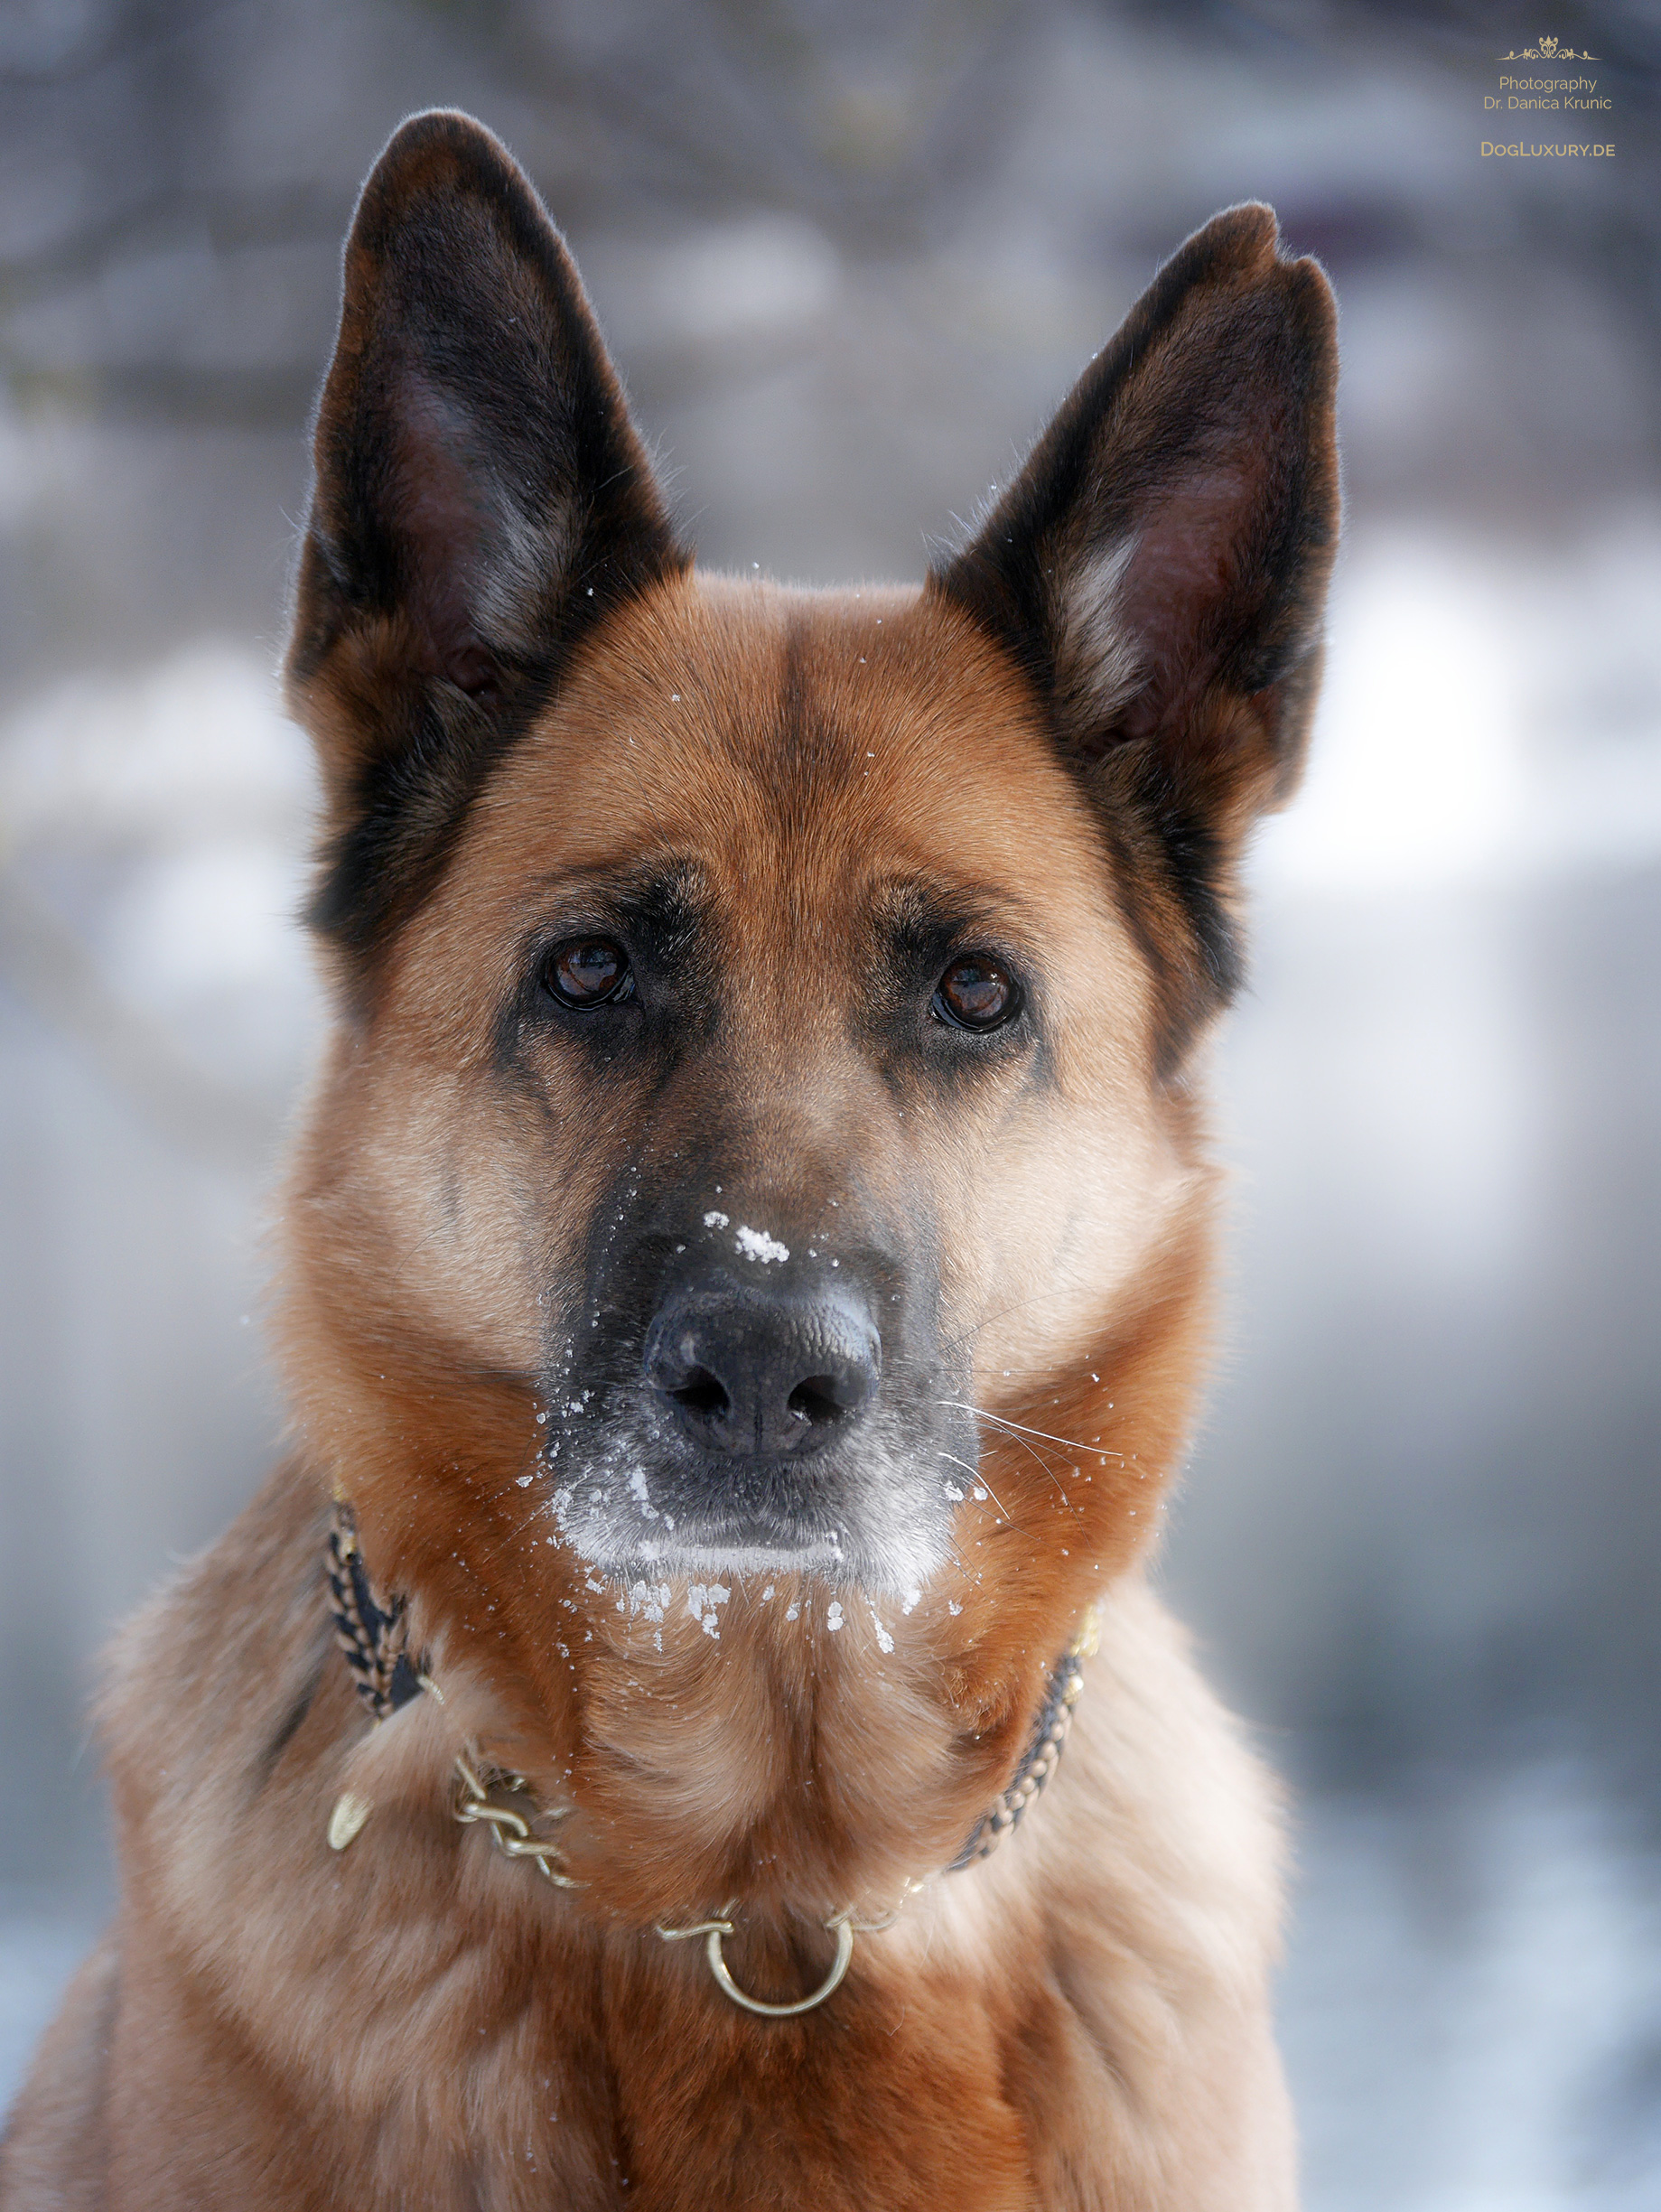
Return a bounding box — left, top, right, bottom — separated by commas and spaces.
376, 375, 512, 696
1056, 457, 1278, 748
287, 110, 683, 954
938, 205, 1338, 819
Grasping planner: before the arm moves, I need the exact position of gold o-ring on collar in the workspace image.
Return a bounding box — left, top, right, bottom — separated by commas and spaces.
658, 1909, 856, 2017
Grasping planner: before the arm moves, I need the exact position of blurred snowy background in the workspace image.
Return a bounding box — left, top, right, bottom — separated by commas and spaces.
2, 1, 1659, 2199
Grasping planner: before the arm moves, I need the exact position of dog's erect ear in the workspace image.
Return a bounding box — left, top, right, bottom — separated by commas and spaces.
286, 110, 684, 956
935, 204, 1338, 1020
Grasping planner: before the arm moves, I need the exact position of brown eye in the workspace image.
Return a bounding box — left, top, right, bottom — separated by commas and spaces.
933, 954, 1019, 1031
544, 938, 634, 1008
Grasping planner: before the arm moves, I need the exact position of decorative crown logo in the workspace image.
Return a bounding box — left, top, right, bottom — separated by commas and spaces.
1499, 33, 1600, 59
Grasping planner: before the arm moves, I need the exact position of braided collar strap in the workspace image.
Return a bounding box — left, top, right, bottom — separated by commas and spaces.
947, 1613, 1096, 1870
327, 1503, 427, 1722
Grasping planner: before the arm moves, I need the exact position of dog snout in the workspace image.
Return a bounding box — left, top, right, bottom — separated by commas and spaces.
644, 1281, 881, 1456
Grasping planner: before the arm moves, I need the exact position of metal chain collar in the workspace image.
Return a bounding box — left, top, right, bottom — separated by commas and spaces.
323, 1500, 1097, 2015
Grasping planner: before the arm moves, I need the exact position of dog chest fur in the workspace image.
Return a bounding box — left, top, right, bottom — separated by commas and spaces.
10, 1475, 1289, 2208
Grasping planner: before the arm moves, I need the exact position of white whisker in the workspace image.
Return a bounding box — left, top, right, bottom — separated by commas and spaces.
938, 1400, 1124, 1462
940, 1405, 1091, 1524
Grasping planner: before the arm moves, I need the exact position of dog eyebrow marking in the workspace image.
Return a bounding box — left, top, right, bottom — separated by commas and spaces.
617, 858, 712, 959
868, 872, 1038, 957
523, 854, 712, 946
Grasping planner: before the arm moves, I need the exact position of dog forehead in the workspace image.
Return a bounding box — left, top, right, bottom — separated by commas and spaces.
470, 570, 1112, 928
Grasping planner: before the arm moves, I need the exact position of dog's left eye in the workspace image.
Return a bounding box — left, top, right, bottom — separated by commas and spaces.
542, 938, 637, 1008
932, 954, 1020, 1031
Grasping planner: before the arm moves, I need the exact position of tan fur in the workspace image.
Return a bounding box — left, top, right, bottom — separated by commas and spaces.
4, 113, 1337, 2208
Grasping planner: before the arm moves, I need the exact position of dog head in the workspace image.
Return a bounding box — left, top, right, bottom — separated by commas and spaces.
276, 111, 1336, 1903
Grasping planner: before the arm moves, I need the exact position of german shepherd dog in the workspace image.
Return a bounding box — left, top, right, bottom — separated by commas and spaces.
3, 111, 1337, 2209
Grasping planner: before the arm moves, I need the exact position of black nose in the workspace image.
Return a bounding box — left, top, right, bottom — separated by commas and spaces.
644, 1282, 880, 1456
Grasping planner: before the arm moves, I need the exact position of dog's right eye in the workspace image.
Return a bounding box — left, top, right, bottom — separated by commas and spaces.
542, 938, 636, 1008
933, 953, 1020, 1031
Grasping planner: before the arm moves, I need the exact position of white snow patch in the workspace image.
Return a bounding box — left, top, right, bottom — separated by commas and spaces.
735, 1225, 789, 1265
626, 1578, 673, 1625
703, 1209, 730, 1229
687, 1582, 732, 1638
826, 1601, 844, 1632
